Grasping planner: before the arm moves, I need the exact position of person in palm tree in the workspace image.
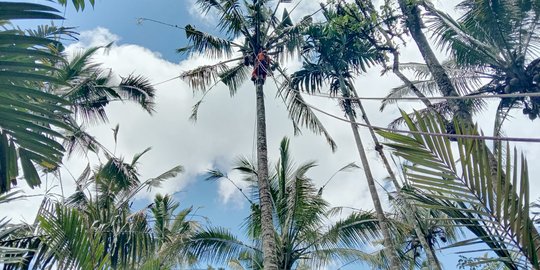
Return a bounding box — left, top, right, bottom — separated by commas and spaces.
251, 48, 271, 84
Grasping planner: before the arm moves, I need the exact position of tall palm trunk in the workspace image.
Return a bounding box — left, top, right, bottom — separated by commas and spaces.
346, 110, 399, 269
337, 77, 399, 269
255, 82, 278, 270
397, 0, 470, 121
343, 5, 442, 263
350, 86, 442, 269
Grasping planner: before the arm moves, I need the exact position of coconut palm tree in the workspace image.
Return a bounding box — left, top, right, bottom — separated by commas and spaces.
395, 0, 472, 122
54, 45, 156, 156
321, 3, 447, 268
0, 1, 157, 194
189, 137, 392, 269
178, 1, 336, 268
2, 147, 186, 270
143, 194, 200, 269
386, 0, 540, 136
283, 5, 403, 268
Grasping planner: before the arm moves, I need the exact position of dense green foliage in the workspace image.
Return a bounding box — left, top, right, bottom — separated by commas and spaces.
191, 138, 388, 269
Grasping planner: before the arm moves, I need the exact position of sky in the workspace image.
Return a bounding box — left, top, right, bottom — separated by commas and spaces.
2, 0, 540, 269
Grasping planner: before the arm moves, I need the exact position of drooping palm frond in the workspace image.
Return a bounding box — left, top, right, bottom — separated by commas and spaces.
379, 110, 539, 269
0, 2, 75, 194
25, 24, 78, 41
183, 24, 236, 58
117, 74, 156, 113
62, 121, 100, 157
454, 0, 540, 57
218, 61, 249, 96
419, 0, 540, 122
188, 227, 260, 266
0, 2, 64, 21
380, 61, 487, 111
320, 211, 381, 248
196, 0, 249, 38
288, 61, 331, 94
144, 165, 184, 192
424, 2, 503, 67
180, 61, 231, 93
278, 71, 337, 151
59, 46, 157, 124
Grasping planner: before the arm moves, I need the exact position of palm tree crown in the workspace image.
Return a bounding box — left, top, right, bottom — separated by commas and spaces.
189, 137, 386, 270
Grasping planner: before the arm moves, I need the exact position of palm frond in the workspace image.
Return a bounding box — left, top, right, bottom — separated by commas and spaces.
289, 61, 329, 94
423, 1, 504, 67
195, 0, 248, 37
277, 67, 337, 152
56, 0, 96, 11
38, 205, 109, 269
62, 121, 101, 156
218, 61, 249, 96
0, 2, 64, 21
379, 110, 539, 269
0, 2, 74, 193
180, 61, 230, 93
145, 165, 184, 191
188, 227, 259, 265
319, 211, 381, 248
118, 74, 156, 114
306, 248, 384, 270
381, 61, 486, 111
0, 191, 31, 265
183, 24, 235, 58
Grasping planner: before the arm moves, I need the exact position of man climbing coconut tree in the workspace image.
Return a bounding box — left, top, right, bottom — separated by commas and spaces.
175, 1, 336, 269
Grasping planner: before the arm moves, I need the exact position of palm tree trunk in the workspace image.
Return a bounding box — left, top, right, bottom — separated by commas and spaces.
397, 0, 470, 121
255, 82, 278, 270
345, 109, 399, 269
335, 74, 399, 268
349, 87, 442, 270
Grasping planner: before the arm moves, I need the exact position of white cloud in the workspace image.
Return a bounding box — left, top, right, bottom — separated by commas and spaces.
3, 1, 540, 227
76, 27, 120, 48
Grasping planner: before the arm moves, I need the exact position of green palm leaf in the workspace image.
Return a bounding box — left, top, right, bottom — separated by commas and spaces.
0, 2, 74, 193
38, 206, 109, 269
379, 110, 539, 269
198, 138, 388, 269
184, 24, 236, 58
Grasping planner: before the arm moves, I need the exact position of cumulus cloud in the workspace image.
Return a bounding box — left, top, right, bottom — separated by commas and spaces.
76, 27, 120, 48
2, 0, 540, 224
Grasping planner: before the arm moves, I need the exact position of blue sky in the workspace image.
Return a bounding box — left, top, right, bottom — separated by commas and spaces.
62, 0, 192, 61
4, 0, 540, 269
